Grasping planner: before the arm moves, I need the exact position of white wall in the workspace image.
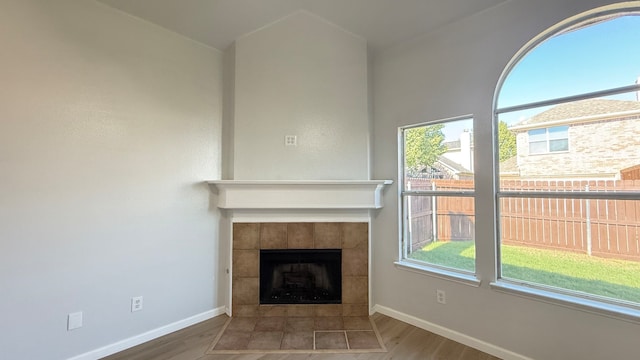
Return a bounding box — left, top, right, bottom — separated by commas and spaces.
371, 1, 640, 359
0, 1, 223, 359
232, 11, 370, 180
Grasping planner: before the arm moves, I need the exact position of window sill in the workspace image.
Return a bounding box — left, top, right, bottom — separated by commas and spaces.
491, 281, 640, 324
394, 261, 481, 287
527, 150, 569, 156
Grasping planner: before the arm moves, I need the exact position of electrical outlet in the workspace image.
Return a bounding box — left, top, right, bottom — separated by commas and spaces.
284, 135, 297, 146
68, 311, 83, 330
131, 296, 143, 312
436, 289, 446, 304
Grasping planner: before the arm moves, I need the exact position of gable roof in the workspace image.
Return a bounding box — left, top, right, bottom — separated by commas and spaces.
443, 138, 474, 151
443, 139, 461, 150
512, 98, 640, 130
436, 155, 471, 174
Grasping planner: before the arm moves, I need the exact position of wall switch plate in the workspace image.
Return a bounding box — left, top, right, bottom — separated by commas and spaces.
68, 311, 83, 330
131, 296, 143, 312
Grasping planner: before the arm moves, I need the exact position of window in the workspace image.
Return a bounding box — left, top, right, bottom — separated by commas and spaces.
528, 126, 568, 154
399, 116, 476, 277
495, 9, 640, 314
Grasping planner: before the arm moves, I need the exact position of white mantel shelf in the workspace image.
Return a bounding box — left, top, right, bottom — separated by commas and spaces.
207, 180, 393, 210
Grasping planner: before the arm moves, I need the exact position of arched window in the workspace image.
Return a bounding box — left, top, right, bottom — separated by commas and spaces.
495, 5, 640, 314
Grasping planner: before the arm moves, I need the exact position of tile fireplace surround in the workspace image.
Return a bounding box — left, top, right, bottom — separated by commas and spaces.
207, 180, 393, 318
232, 222, 369, 317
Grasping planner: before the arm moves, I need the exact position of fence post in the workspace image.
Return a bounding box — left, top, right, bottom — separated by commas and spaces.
432, 182, 437, 242
585, 184, 592, 256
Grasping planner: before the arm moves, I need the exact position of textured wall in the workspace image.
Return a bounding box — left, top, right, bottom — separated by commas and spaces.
232, 11, 370, 180
0, 1, 223, 359
371, 1, 640, 359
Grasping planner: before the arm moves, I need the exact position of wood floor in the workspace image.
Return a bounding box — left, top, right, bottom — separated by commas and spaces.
102, 313, 501, 360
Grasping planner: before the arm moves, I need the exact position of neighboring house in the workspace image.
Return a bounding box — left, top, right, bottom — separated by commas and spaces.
434, 156, 473, 180
437, 129, 473, 179
505, 98, 640, 179
408, 130, 473, 180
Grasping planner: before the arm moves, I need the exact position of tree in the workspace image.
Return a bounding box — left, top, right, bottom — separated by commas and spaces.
498, 120, 516, 162
404, 124, 446, 173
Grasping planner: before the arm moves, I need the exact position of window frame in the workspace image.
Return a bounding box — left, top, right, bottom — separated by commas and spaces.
492, 7, 640, 321
396, 115, 480, 285
527, 125, 569, 154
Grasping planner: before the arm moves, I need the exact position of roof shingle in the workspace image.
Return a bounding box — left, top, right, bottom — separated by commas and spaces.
515, 98, 640, 127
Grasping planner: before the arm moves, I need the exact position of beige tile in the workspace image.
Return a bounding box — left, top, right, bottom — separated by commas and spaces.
342, 247, 368, 276
233, 223, 260, 250
233, 250, 259, 278
260, 223, 287, 249
314, 304, 343, 317
343, 316, 373, 330
213, 330, 251, 350
342, 222, 368, 249
232, 277, 259, 305
314, 316, 344, 330
232, 305, 259, 317
255, 316, 285, 331
342, 304, 370, 317
314, 223, 342, 249
282, 331, 314, 350
314, 331, 348, 350
287, 305, 315, 317
259, 305, 288, 317
285, 317, 315, 332
287, 223, 314, 248
247, 331, 283, 350
226, 317, 258, 332
346, 330, 381, 349
343, 276, 368, 305
229, 222, 371, 326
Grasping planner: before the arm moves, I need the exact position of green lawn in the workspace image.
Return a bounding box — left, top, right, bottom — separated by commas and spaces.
409, 241, 640, 303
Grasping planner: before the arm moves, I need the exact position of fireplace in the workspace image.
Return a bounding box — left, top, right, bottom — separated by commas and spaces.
230, 222, 370, 318
207, 180, 392, 318
260, 249, 342, 305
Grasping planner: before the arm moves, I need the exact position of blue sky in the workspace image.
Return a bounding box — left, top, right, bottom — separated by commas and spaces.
497, 14, 640, 125
440, 14, 640, 140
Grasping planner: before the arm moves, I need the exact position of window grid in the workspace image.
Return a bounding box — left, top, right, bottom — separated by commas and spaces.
491, 7, 640, 318
528, 126, 568, 154
398, 116, 476, 276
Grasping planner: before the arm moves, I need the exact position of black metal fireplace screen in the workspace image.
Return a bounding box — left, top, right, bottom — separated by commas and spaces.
259, 249, 342, 304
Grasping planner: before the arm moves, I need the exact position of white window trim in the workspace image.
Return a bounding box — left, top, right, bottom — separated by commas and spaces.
394, 260, 481, 287
493, 5, 640, 321
397, 115, 478, 282
491, 281, 640, 324
527, 126, 569, 155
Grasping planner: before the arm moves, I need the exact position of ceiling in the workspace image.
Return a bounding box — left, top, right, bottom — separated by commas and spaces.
96, 0, 506, 52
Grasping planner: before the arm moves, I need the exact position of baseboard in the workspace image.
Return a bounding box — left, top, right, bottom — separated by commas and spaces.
372, 304, 533, 360
67, 306, 226, 360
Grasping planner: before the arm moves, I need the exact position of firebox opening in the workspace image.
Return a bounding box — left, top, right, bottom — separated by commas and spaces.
260, 249, 342, 305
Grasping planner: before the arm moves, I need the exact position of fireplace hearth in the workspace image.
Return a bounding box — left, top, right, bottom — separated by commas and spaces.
260, 249, 342, 304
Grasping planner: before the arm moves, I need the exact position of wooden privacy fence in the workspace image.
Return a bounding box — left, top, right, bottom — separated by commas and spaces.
406, 179, 475, 251
406, 178, 640, 260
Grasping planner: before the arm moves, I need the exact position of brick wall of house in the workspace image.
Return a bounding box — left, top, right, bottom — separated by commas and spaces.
516, 117, 640, 178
